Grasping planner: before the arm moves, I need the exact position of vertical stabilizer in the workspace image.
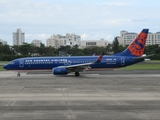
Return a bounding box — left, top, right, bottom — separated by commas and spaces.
114, 29, 149, 57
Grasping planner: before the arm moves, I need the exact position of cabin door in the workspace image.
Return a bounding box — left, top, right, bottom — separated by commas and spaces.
64, 60, 72, 66
19, 60, 24, 67
121, 57, 125, 66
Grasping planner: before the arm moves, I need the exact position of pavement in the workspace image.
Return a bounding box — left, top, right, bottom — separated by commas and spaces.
27, 69, 160, 75
0, 71, 160, 120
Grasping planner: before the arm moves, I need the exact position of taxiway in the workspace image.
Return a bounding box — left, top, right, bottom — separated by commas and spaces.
0, 71, 160, 120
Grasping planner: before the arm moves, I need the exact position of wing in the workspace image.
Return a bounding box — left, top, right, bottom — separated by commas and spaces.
58, 52, 104, 71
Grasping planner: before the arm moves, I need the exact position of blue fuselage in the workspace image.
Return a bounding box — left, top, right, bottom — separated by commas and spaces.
3, 56, 143, 71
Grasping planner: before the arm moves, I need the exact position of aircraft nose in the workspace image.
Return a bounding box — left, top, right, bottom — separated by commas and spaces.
3, 64, 8, 70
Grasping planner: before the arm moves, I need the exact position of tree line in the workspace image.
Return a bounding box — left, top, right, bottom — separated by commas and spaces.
0, 37, 160, 61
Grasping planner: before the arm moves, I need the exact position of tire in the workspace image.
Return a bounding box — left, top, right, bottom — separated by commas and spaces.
75, 72, 79, 76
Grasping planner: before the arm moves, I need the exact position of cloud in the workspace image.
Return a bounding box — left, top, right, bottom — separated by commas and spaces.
106, 34, 114, 42
0, 0, 160, 45
25, 33, 50, 44
81, 34, 89, 40
101, 1, 130, 6
131, 19, 148, 23
99, 19, 132, 26
81, 33, 114, 42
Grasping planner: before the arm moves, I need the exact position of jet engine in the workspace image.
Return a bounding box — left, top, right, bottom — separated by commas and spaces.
52, 67, 68, 75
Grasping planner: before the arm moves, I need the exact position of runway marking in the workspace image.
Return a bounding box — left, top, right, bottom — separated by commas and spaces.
82, 78, 125, 106
59, 79, 74, 120
7, 86, 25, 106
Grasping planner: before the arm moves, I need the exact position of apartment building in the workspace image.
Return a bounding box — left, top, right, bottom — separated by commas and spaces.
46, 33, 81, 48
0, 38, 7, 45
147, 32, 160, 45
32, 39, 41, 47
13, 28, 25, 46
119, 30, 160, 46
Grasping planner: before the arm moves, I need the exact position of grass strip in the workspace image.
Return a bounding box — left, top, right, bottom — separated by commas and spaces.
120, 64, 160, 70
0, 66, 4, 71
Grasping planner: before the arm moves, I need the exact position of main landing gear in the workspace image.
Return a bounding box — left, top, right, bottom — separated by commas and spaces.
75, 72, 80, 76
17, 73, 21, 77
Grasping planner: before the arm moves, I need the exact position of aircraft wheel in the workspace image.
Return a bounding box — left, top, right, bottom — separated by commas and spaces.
75, 72, 80, 76
17, 73, 20, 77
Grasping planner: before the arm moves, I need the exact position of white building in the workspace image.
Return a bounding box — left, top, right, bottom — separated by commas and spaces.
80, 39, 108, 48
147, 32, 160, 45
46, 36, 57, 48
46, 33, 81, 48
32, 39, 41, 47
0, 38, 7, 45
119, 30, 160, 46
119, 30, 137, 46
13, 28, 25, 46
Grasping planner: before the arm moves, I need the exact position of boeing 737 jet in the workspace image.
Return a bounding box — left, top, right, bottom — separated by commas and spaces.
3, 29, 153, 76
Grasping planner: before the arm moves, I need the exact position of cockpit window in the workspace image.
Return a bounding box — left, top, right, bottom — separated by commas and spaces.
9, 61, 15, 64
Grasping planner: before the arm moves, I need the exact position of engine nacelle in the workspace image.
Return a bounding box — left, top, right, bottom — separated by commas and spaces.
52, 67, 68, 75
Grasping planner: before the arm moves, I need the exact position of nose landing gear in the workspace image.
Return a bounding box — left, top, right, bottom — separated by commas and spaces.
17, 73, 20, 77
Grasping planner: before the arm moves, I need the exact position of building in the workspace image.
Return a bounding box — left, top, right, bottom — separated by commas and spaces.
46, 33, 81, 48
0, 38, 7, 45
46, 36, 57, 48
118, 30, 137, 46
80, 39, 108, 48
13, 28, 25, 46
31, 39, 41, 47
147, 32, 160, 45
119, 30, 160, 46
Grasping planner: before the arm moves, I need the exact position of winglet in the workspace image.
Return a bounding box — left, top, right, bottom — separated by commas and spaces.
94, 52, 105, 63
93, 53, 96, 56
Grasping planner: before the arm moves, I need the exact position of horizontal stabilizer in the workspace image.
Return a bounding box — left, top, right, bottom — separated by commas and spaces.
132, 54, 154, 60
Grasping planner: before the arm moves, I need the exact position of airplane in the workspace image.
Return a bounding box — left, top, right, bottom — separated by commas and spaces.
3, 29, 153, 77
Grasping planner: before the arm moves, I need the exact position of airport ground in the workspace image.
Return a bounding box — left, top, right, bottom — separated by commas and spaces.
0, 70, 160, 120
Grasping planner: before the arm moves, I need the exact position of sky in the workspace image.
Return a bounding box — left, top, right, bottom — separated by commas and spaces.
0, 0, 160, 45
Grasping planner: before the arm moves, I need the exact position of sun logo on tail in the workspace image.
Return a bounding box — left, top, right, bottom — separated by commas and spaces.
128, 32, 148, 56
